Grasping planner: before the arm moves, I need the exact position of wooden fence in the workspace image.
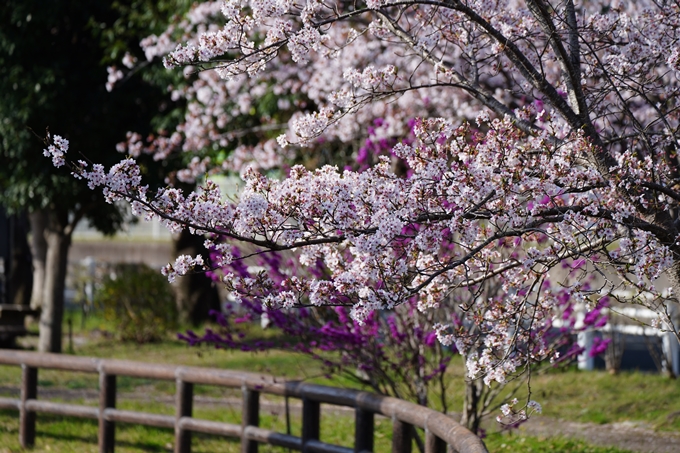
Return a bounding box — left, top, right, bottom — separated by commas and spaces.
0, 350, 488, 453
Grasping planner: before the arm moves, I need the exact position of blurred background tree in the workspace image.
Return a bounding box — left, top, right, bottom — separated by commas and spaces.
0, 0, 192, 352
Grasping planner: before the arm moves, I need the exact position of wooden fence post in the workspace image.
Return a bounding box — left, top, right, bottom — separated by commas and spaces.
425, 429, 445, 453
354, 408, 374, 453
241, 387, 259, 453
175, 379, 193, 453
99, 372, 116, 453
392, 419, 412, 453
302, 397, 320, 453
19, 364, 37, 447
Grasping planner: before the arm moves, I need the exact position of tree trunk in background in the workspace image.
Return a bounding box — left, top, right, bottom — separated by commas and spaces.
37, 210, 72, 353
9, 213, 33, 306
29, 210, 47, 311
173, 229, 220, 325
461, 377, 484, 436
661, 263, 680, 378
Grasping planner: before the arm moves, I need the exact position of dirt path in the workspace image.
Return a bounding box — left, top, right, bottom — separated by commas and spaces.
520, 416, 680, 453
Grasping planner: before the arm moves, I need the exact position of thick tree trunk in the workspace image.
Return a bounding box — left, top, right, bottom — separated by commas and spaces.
173, 229, 220, 325
9, 213, 32, 306
37, 210, 72, 353
28, 211, 48, 311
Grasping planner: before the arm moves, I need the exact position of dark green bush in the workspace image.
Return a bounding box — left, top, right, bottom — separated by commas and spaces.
95, 263, 178, 343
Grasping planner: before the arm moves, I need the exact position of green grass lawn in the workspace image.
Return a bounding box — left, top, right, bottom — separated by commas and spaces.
0, 410, 638, 453
483, 434, 635, 453
529, 366, 680, 430
1, 310, 677, 452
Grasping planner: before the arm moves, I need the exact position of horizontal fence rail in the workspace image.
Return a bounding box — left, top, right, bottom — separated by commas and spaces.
0, 350, 488, 453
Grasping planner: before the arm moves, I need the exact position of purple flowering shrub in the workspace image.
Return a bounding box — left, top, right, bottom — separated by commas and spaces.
180, 245, 453, 408
177, 239, 610, 434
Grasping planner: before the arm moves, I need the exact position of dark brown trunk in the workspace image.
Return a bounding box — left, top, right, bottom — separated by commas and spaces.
37, 210, 71, 353
173, 229, 220, 325
28, 211, 48, 311
461, 377, 484, 435
9, 213, 32, 306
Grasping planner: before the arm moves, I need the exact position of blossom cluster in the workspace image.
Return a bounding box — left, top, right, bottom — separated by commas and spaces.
43, 135, 69, 168
496, 398, 542, 428
161, 254, 206, 283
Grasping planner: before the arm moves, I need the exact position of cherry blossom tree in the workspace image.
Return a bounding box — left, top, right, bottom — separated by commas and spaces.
46, 0, 680, 408
111, 0, 465, 178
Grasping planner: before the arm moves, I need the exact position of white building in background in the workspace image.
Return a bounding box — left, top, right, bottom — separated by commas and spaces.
72, 215, 173, 242
72, 175, 242, 244
67, 175, 243, 301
